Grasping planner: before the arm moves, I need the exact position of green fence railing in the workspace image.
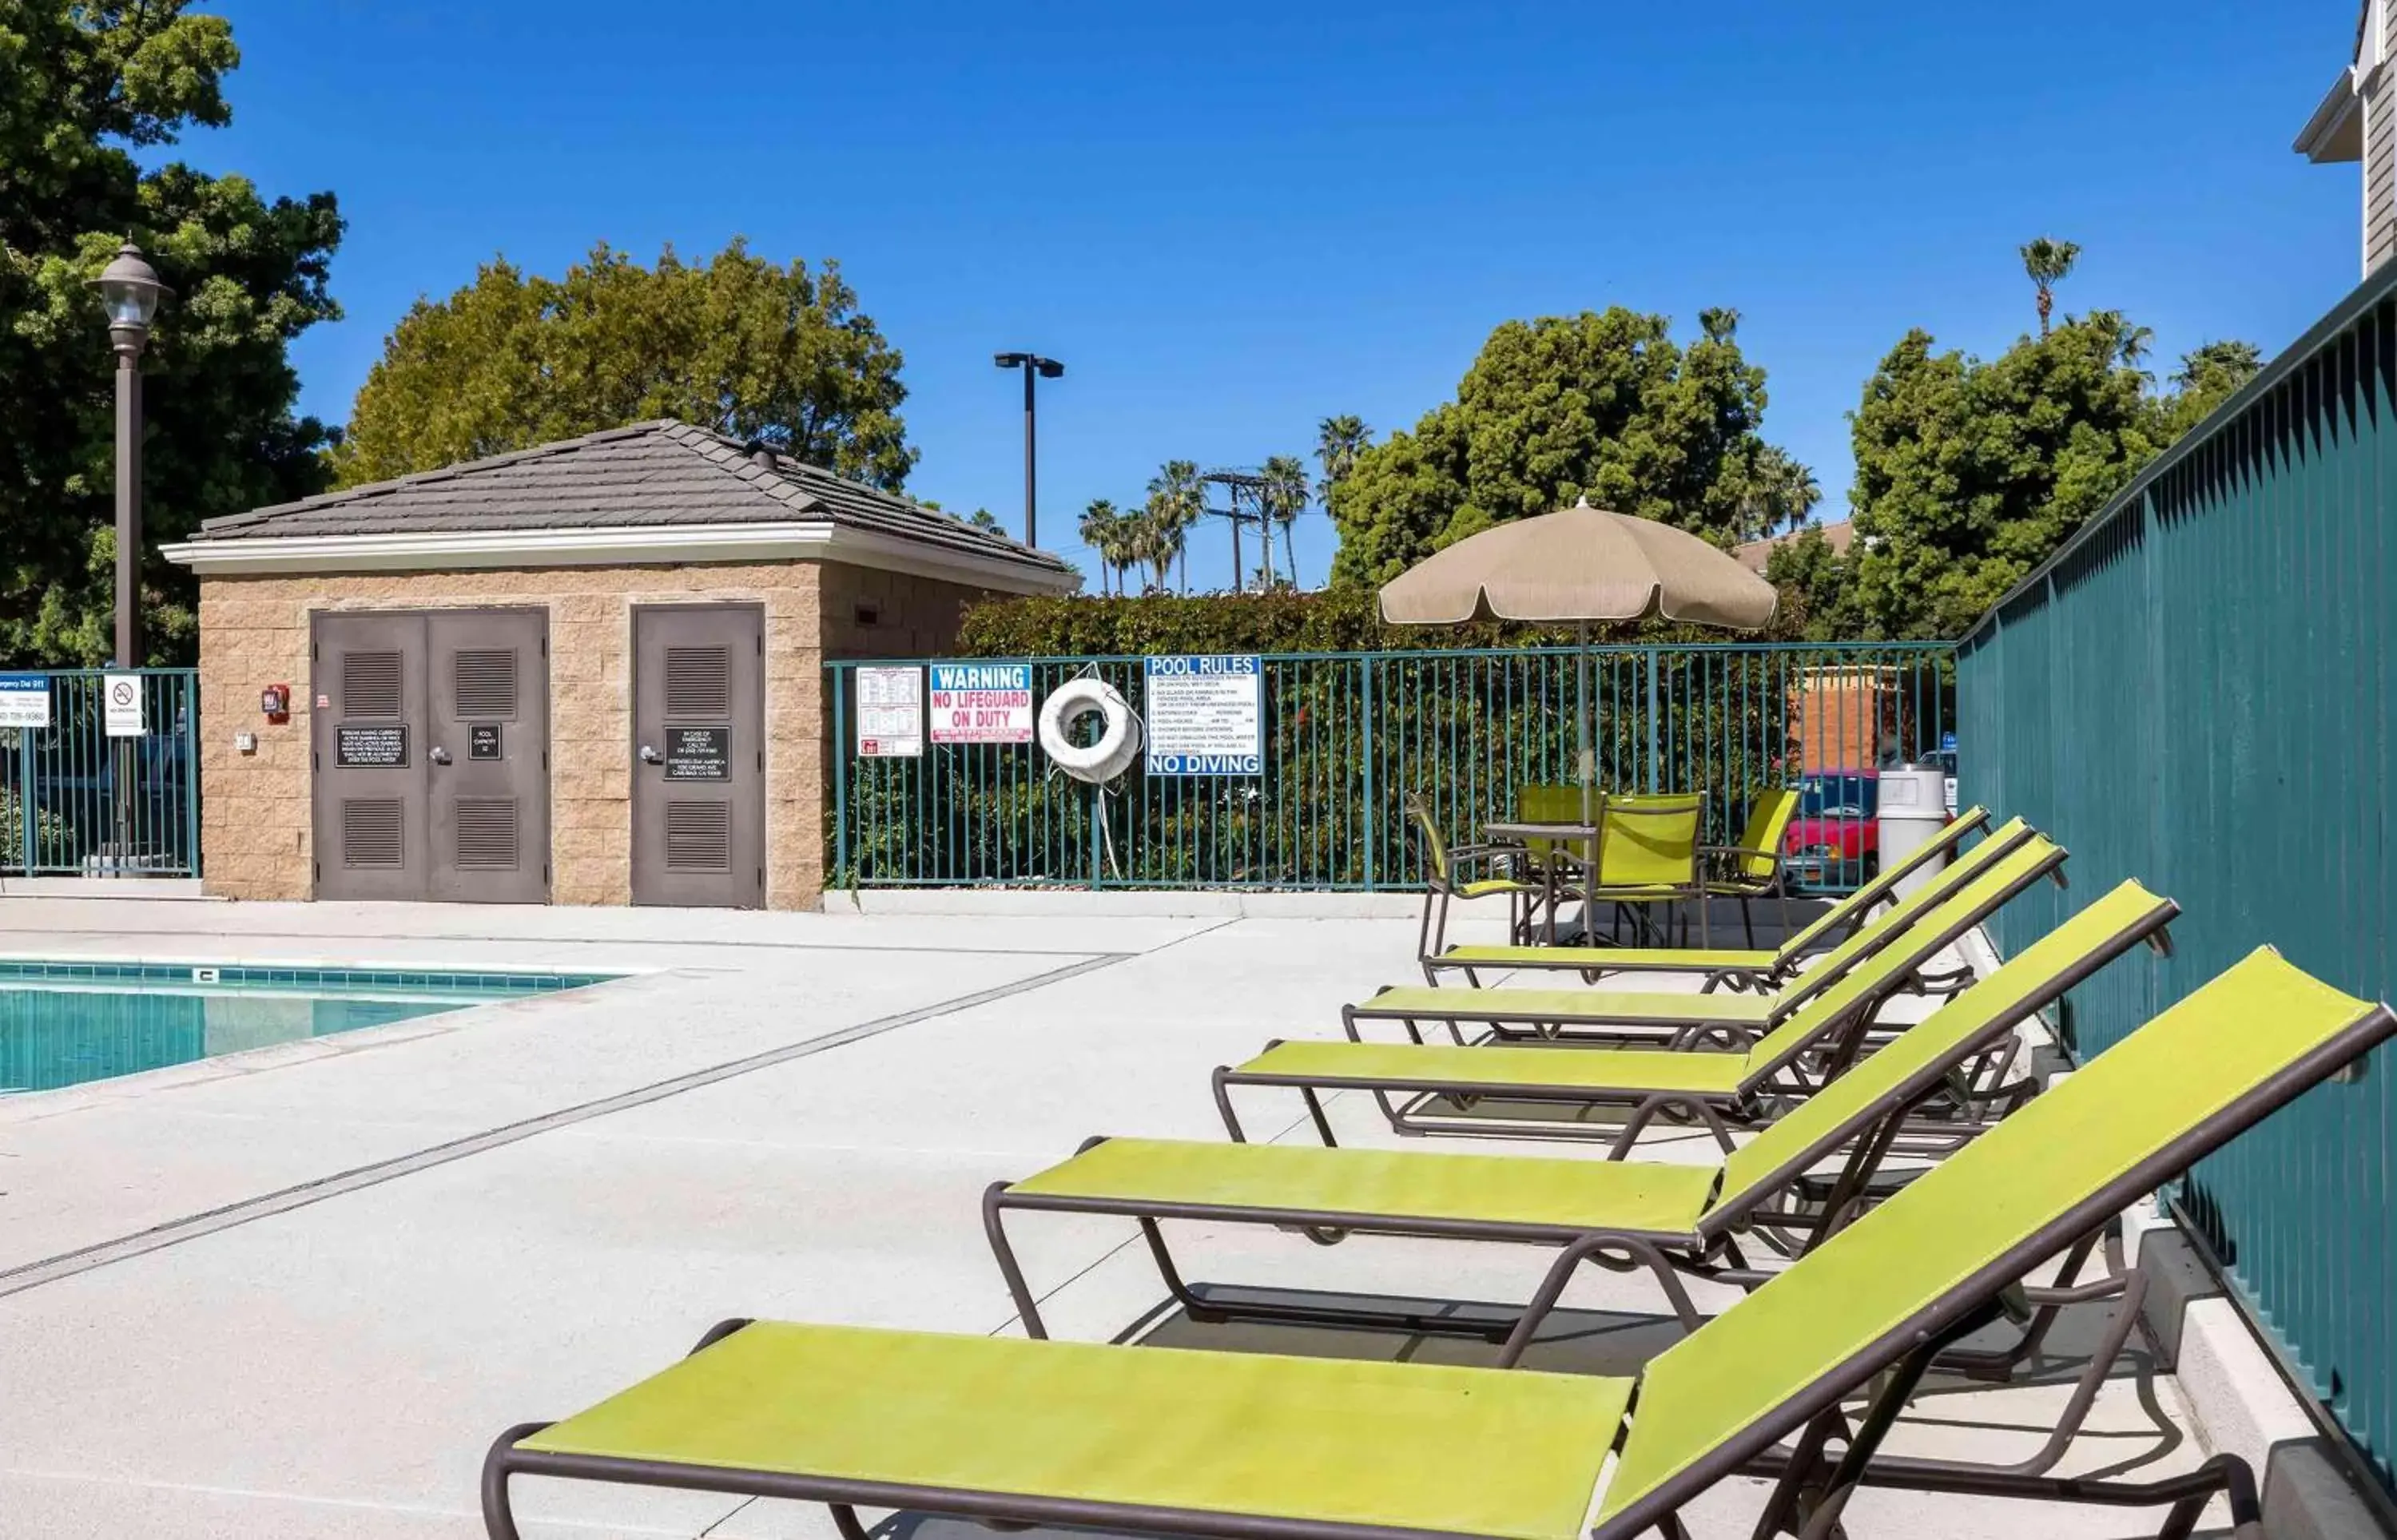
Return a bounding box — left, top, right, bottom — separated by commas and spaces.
828, 642, 1953, 891
1957, 260, 2397, 1492
0, 669, 199, 878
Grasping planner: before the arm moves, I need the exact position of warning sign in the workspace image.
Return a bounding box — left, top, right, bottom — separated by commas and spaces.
1144, 655, 1262, 775
857, 665, 924, 758
928, 663, 1033, 745
336, 724, 408, 768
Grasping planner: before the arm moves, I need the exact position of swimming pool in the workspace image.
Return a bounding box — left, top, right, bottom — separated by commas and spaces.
0, 961, 617, 1094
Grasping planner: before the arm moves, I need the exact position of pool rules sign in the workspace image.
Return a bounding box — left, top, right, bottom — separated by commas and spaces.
1144, 655, 1262, 775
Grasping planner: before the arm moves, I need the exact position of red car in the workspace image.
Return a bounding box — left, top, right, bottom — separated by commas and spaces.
1782, 771, 1879, 890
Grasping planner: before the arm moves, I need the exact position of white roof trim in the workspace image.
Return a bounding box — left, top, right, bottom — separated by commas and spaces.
161, 522, 1081, 597
2296, 65, 2367, 161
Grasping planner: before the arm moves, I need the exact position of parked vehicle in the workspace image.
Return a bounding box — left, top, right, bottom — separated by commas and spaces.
1783, 770, 1878, 891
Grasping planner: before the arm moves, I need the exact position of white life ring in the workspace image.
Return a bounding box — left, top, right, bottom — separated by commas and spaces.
1039, 678, 1143, 784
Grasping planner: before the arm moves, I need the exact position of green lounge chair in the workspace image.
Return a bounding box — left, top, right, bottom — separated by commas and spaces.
984, 879, 2179, 1348
1243, 836, 2064, 1144
1421, 804, 1994, 989
1700, 786, 1801, 947
482, 948, 2393, 1540
1358, 821, 2049, 1049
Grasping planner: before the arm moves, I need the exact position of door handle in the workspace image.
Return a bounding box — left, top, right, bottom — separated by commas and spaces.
639, 744, 663, 764
429, 745, 452, 766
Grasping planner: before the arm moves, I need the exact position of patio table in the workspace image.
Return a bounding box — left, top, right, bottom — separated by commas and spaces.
1482, 821, 1600, 944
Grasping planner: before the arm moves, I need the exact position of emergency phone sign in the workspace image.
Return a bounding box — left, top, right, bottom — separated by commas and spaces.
928, 663, 1034, 745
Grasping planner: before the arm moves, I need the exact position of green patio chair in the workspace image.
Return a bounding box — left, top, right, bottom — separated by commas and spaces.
1252, 836, 2064, 1144
1512, 783, 1599, 943
1702, 785, 1801, 947
986, 878, 2179, 1348
1580, 791, 1707, 947
481, 948, 2392, 1540
1405, 793, 1548, 960
1420, 804, 1996, 988
1358, 820, 2049, 1050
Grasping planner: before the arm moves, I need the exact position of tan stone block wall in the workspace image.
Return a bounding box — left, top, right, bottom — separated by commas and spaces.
197, 558, 1005, 911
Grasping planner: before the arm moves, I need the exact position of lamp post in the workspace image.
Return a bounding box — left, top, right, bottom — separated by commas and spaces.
92, 242, 170, 671
992, 351, 1063, 549
91, 241, 169, 871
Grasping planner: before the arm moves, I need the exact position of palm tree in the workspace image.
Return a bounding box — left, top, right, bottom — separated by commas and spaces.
2082, 308, 2154, 371
1775, 456, 1821, 537
1147, 460, 1203, 593
1079, 498, 1122, 596
1135, 488, 1187, 591
1261, 454, 1310, 587
1314, 415, 1372, 508
2020, 237, 2081, 338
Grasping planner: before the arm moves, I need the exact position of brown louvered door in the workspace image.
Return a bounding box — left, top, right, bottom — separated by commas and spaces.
631, 604, 765, 907
312, 612, 431, 899
427, 609, 550, 903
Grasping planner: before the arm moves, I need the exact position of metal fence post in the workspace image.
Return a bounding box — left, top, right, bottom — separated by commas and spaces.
1358, 654, 1377, 888
831, 665, 849, 883
16, 689, 34, 876
179, 670, 200, 876
1644, 649, 1660, 791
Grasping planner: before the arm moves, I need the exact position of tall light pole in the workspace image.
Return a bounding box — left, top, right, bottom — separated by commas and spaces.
92, 242, 170, 670
992, 351, 1063, 548
92, 241, 169, 869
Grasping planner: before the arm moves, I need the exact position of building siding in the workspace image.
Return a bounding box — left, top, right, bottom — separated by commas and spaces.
2370, 69, 2397, 272
195, 560, 990, 910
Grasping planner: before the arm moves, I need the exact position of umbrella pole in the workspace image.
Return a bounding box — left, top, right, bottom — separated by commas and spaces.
1576, 621, 1594, 827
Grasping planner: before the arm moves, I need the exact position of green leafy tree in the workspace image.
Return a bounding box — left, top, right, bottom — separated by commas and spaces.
0, 1, 344, 664
1326, 307, 1784, 585
1842, 314, 2260, 638
338, 240, 914, 490
2159, 340, 2264, 438
2020, 237, 2081, 338
1736, 444, 1822, 540
1133, 488, 1187, 591
1763, 526, 1861, 640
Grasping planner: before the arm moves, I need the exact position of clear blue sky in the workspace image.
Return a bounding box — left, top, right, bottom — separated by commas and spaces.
192, 0, 2362, 589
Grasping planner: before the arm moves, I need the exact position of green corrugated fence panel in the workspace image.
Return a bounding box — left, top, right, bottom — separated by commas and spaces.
1958, 272, 2397, 1493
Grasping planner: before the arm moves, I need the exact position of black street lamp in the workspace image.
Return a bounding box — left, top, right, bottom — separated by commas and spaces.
92, 241, 170, 670
993, 351, 1063, 548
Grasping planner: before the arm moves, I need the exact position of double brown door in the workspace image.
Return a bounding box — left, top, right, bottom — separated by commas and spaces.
312, 609, 551, 903
631, 605, 765, 907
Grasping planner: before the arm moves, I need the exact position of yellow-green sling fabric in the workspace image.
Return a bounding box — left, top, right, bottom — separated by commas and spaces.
1237, 1038, 1752, 1096
1433, 807, 1996, 978
1382, 818, 2034, 1034
1011, 1136, 1719, 1238
1434, 942, 1780, 972
1352, 985, 1775, 1029
524, 1323, 1632, 1540
1711, 879, 2174, 1207
1730, 837, 2059, 1078
1597, 947, 2385, 1524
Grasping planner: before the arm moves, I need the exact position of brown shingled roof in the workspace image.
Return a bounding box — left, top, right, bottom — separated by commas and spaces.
189, 419, 1072, 576
1735, 519, 1854, 574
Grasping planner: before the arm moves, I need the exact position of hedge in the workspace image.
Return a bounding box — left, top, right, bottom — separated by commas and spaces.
953, 585, 1814, 658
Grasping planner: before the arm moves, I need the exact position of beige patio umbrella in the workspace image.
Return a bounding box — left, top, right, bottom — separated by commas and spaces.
1379, 498, 1777, 828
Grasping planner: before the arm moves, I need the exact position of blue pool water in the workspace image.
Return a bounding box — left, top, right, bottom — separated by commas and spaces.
0, 961, 616, 1093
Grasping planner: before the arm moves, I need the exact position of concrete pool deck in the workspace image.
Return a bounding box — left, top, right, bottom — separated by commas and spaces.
0, 896, 2250, 1538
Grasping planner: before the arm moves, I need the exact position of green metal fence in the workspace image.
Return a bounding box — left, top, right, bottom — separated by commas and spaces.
0, 669, 200, 877
829, 643, 1953, 891
1957, 260, 2397, 1491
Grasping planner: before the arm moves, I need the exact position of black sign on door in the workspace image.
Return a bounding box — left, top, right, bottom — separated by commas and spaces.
468, 723, 503, 760
336, 724, 410, 768
663, 726, 730, 780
